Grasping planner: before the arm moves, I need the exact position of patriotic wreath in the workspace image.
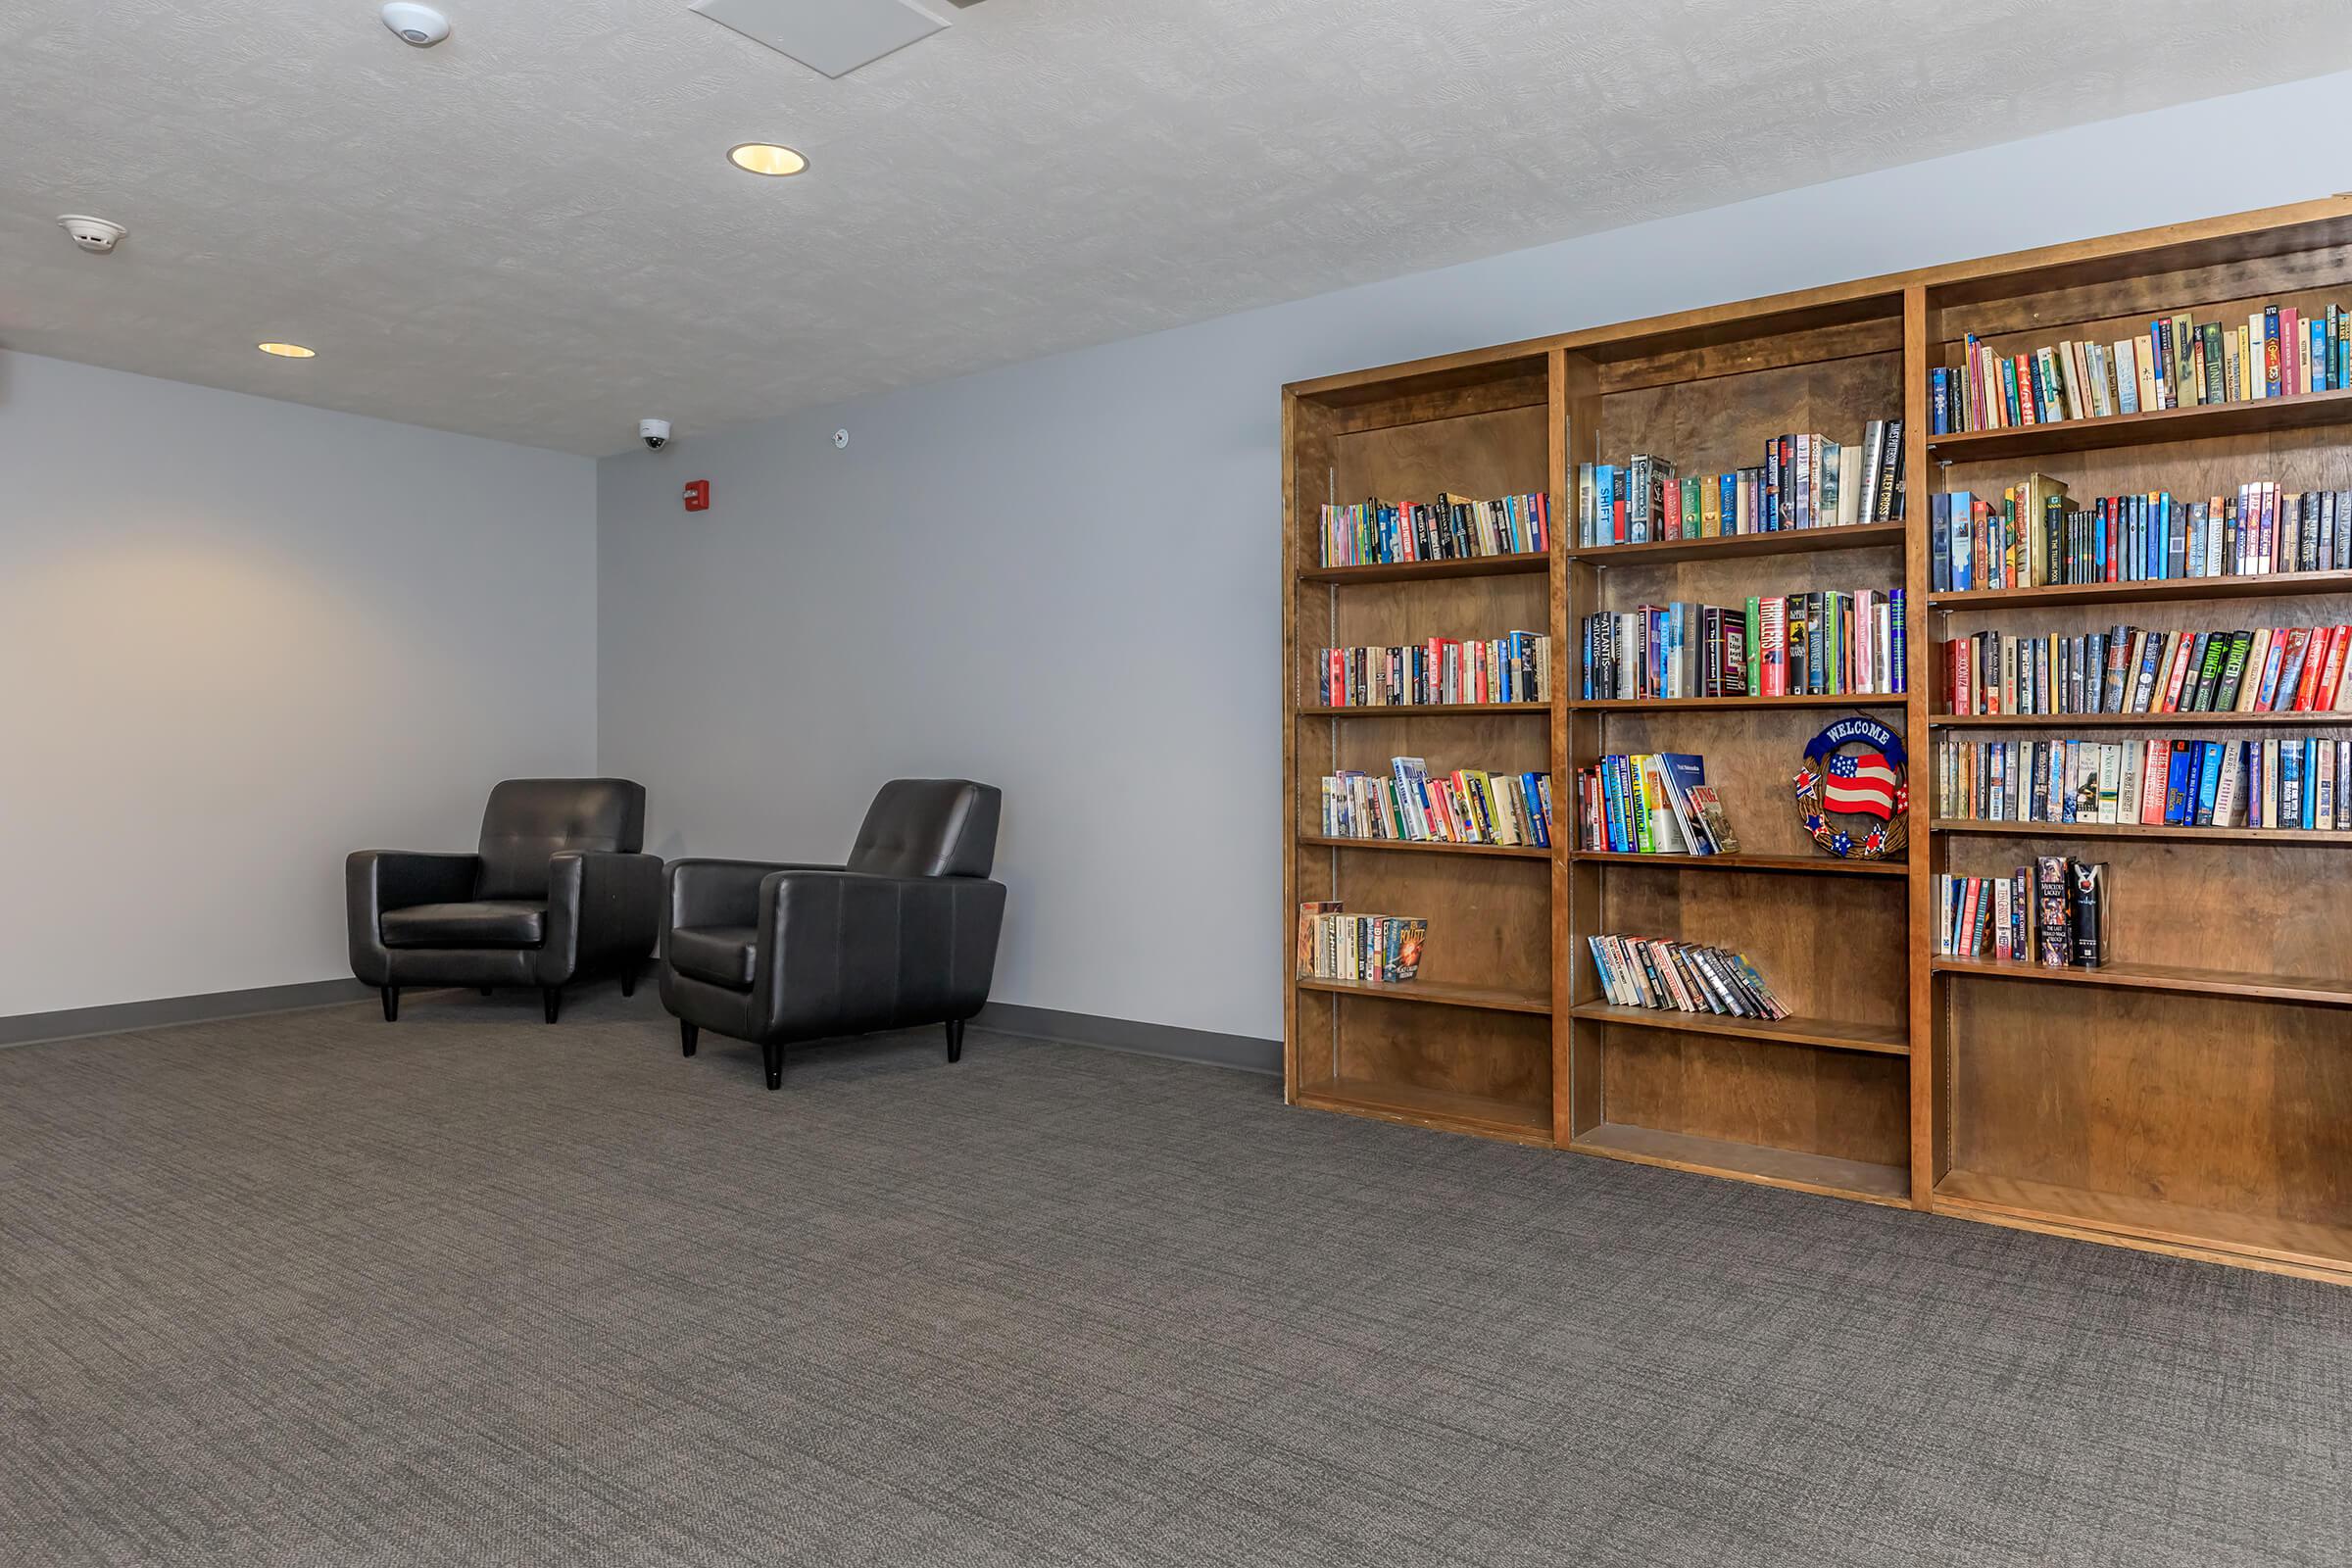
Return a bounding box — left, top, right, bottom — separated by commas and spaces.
1792, 715, 1910, 859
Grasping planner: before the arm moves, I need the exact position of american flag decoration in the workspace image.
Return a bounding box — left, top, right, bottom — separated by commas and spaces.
1822, 752, 1899, 820
1793, 716, 1910, 859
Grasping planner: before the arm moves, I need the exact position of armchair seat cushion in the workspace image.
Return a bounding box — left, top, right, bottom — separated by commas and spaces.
668, 924, 760, 990
381, 900, 548, 948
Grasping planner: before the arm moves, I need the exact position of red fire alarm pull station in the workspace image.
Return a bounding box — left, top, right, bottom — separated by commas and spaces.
682, 479, 710, 513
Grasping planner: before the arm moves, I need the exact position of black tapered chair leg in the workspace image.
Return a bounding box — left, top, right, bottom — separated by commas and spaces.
380, 985, 400, 1022
680, 1020, 698, 1057
542, 987, 562, 1024
946, 1018, 963, 1063
619, 960, 639, 999
762, 1040, 784, 1091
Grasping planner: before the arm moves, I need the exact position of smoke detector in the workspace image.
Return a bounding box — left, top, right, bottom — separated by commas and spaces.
381, 3, 451, 45
57, 216, 126, 254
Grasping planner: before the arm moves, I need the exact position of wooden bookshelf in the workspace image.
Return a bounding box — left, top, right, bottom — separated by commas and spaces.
1282, 197, 2352, 1286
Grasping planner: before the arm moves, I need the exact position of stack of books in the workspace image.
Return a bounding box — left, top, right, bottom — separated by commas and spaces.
1586, 935, 1790, 1019
1936, 858, 2106, 968
1581, 589, 1906, 700
1314, 632, 1552, 707
1932, 302, 2352, 435
1936, 735, 2351, 831
1319, 491, 1550, 567
1296, 903, 1426, 984
1944, 621, 2352, 716
1933, 475, 2352, 591
1320, 760, 1552, 848
1574, 753, 1739, 855
1575, 422, 1905, 546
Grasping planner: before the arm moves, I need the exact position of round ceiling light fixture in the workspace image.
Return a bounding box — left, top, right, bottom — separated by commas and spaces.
257, 342, 318, 359
727, 143, 808, 177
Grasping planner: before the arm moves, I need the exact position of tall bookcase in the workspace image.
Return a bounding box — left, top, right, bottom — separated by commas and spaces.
1281, 197, 2352, 1285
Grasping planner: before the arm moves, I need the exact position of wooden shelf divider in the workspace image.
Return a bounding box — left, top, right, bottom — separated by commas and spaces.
1929, 568, 2352, 612
1563, 520, 1905, 564
1567, 1001, 1910, 1055
1566, 849, 1906, 877
1930, 817, 2352, 846
1282, 196, 2352, 1285
1297, 553, 1548, 585
1924, 385, 2352, 463
1932, 956, 2352, 1008
1298, 834, 1549, 859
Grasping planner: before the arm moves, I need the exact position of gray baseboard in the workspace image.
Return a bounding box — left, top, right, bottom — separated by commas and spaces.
0, 978, 374, 1049
1, 980, 1283, 1078
973, 1002, 1280, 1076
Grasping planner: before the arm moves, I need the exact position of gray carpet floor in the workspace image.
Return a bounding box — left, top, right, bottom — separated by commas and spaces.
1, 990, 2346, 1567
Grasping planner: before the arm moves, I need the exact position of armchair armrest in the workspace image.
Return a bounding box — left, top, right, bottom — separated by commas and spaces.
667, 858, 839, 932
542, 851, 664, 985
752, 868, 1007, 1041
345, 850, 479, 984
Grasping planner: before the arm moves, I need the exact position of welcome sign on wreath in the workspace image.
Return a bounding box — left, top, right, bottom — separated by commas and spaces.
1793, 715, 1909, 859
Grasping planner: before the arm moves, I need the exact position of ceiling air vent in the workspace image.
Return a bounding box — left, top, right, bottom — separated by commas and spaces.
690, 0, 957, 78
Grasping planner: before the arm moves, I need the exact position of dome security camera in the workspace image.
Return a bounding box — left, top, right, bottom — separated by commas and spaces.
640, 418, 671, 451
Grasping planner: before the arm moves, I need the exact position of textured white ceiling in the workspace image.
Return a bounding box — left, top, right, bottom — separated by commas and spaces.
4, 0, 2349, 455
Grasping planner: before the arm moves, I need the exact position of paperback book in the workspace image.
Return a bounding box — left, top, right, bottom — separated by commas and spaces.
1320, 491, 1550, 568
1576, 421, 1906, 546
1581, 589, 1906, 700
1932, 474, 2352, 592
1297, 903, 1428, 984
1935, 735, 2351, 831
1935, 859, 2106, 970
1316, 631, 1552, 707
1574, 753, 1740, 855
1586, 934, 1790, 1019
1321, 760, 1552, 848
1941, 622, 2352, 717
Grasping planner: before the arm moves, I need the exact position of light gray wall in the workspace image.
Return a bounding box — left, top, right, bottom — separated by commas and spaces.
0, 352, 597, 1018
599, 71, 2351, 1042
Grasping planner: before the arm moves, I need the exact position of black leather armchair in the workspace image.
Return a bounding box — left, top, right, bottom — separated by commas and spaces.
347, 778, 662, 1023
662, 779, 1006, 1089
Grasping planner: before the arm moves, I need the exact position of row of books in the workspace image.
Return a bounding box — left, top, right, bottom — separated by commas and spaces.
1573, 753, 1740, 856
1936, 736, 2352, 831
1318, 760, 1553, 848
1296, 903, 1427, 984
1580, 589, 1908, 701
1932, 478, 2352, 592
1936, 858, 2106, 969
1933, 303, 2352, 435
1313, 632, 1553, 708
1318, 491, 1551, 568
1574, 421, 1906, 546
1586, 935, 1790, 1019
1943, 622, 2352, 717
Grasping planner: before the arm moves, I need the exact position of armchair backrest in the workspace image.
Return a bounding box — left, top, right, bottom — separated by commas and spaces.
846, 779, 1001, 879
476, 778, 647, 899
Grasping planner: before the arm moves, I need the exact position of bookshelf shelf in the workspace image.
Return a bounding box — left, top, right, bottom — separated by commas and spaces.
1295, 1076, 1552, 1146
1933, 956, 2352, 1007
1935, 1169, 2352, 1281
1930, 817, 2352, 845
1931, 710, 2351, 728
1285, 197, 2352, 1285
1927, 568, 2352, 612
1569, 694, 1906, 712
1296, 704, 1548, 718
1572, 1124, 1911, 1207
1563, 520, 1905, 565
1294, 975, 1552, 1014
1298, 834, 1549, 860
1297, 554, 1548, 584
1567, 1001, 1909, 1055
1925, 386, 2352, 464
1567, 849, 1906, 877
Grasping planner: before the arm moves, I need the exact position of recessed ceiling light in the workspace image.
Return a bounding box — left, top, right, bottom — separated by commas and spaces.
257, 342, 317, 359
727, 143, 808, 177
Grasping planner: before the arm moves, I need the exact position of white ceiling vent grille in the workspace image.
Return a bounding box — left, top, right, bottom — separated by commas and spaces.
690, 0, 955, 79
